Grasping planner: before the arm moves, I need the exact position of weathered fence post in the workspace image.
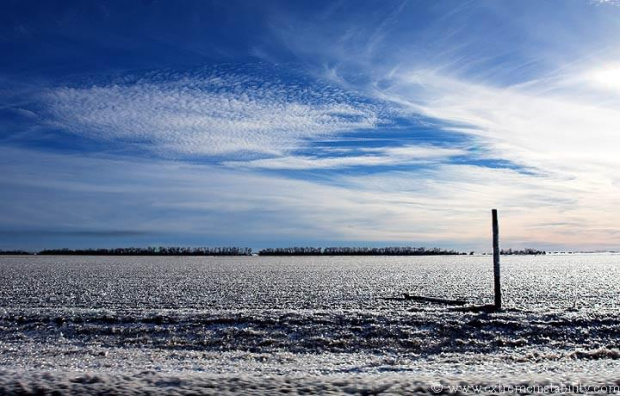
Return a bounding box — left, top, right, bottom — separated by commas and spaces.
492, 209, 501, 310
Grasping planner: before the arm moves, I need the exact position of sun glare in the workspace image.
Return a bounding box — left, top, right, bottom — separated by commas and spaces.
589, 65, 620, 90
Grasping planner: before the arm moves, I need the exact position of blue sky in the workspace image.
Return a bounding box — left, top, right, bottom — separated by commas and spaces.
2, 0, 620, 251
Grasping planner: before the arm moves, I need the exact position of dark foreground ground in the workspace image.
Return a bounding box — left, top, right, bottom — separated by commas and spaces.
3, 370, 620, 395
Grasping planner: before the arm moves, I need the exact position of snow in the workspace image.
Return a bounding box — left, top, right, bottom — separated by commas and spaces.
0, 255, 619, 394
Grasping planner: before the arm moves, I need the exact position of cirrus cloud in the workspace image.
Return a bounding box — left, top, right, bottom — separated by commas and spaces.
42, 68, 384, 157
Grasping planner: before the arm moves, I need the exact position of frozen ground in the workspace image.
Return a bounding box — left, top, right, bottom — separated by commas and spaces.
0, 255, 619, 394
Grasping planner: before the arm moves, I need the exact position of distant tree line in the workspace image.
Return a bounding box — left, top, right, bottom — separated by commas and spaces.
0, 250, 34, 255
36, 247, 253, 256
258, 246, 465, 256
500, 248, 546, 255
0, 246, 549, 256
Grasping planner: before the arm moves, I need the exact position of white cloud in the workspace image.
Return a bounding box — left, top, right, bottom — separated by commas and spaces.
340, 65, 620, 249
42, 70, 381, 157
378, 69, 620, 177
592, 0, 620, 6
225, 145, 466, 169
585, 63, 620, 91
2, 146, 618, 250
5, 1, 620, 252
29, 65, 620, 250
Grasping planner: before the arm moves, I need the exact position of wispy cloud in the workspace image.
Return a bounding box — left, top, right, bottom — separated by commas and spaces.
382, 69, 620, 175
591, 0, 620, 6
4, 1, 620, 250
250, 0, 620, 248
42, 68, 383, 157
338, 62, 620, 249
225, 145, 466, 169
2, 146, 617, 251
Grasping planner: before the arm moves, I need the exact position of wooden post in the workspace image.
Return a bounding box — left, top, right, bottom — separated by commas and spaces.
492, 209, 501, 310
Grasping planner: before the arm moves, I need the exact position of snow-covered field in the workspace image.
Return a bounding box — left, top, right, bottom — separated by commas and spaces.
0, 255, 619, 395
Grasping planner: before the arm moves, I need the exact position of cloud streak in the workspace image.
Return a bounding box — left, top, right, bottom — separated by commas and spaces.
4, 1, 620, 250
383, 69, 620, 174
2, 146, 618, 251
225, 145, 466, 170
42, 68, 383, 158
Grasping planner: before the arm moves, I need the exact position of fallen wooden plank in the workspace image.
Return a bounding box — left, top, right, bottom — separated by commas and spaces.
402, 293, 467, 306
